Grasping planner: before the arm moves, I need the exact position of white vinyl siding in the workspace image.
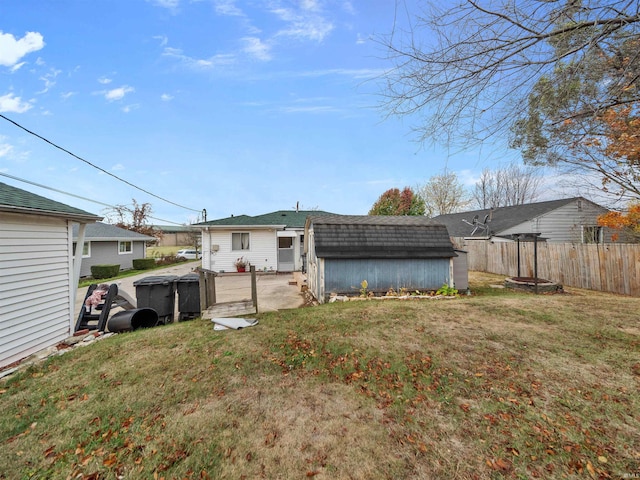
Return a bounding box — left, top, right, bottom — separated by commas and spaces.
498, 199, 613, 243
202, 228, 277, 272
0, 213, 73, 368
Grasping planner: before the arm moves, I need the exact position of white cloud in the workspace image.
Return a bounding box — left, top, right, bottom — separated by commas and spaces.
300, 0, 320, 12
162, 47, 235, 70
161, 93, 173, 101
0, 31, 45, 67
104, 85, 134, 101
0, 142, 13, 157
271, 7, 334, 42
112, 163, 125, 170
121, 104, 139, 113
98, 76, 112, 84
60, 91, 76, 100
147, 0, 179, 9
153, 35, 168, 47
242, 37, 272, 61
0, 93, 33, 113
10, 62, 26, 72
214, 0, 243, 16
280, 105, 340, 114
283, 20, 334, 42
37, 68, 62, 94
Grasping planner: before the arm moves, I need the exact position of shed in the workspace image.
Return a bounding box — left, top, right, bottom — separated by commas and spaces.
305, 215, 458, 303
0, 182, 100, 369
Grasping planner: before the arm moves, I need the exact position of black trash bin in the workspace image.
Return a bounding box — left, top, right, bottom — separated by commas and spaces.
177, 273, 201, 321
133, 275, 178, 324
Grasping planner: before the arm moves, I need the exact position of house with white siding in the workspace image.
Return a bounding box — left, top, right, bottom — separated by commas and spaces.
433, 197, 615, 243
195, 210, 334, 273
0, 182, 100, 369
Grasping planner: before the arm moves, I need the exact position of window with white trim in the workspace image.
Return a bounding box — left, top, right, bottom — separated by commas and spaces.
118, 240, 133, 254
232, 232, 250, 251
582, 226, 603, 244
73, 242, 91, 258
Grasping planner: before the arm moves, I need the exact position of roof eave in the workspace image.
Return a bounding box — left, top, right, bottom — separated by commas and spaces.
0, 205, 101, 223
199, 224, 287, 229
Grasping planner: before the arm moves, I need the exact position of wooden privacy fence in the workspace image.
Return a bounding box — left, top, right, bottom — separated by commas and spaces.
452, 238, 640, 296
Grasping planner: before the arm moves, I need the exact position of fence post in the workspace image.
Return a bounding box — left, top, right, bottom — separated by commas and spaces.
250, 266, 258, 312
198, 269, 207, 311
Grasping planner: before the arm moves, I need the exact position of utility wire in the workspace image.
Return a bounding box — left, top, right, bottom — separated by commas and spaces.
0, 172, 187, 226
0, 113, 201, 213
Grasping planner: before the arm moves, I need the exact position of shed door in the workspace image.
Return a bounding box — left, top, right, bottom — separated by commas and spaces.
277, 236, 294, 272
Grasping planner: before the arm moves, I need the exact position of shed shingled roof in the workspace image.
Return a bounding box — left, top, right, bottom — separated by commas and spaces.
0, 181, 100, 221
308, 215, 456, 259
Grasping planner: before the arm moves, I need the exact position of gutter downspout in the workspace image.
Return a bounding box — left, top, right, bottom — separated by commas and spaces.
71, 222, 87, 329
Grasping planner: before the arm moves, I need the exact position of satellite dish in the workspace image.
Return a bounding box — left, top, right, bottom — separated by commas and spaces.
483, 214, 489, 224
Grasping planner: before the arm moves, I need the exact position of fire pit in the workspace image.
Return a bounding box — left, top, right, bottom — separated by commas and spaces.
505, 277, 563, 294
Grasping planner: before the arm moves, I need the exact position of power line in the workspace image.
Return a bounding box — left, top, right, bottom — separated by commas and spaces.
0, 113, 201, 213
0, 172, 187, 226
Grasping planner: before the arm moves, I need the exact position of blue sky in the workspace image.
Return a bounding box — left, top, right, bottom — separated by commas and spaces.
1, 0, 546, 225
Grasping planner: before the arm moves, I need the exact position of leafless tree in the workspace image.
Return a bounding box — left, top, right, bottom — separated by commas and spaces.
472, 164, 542, 208
103, 199, 160, 243
381, 1, 639, 143
418, 169, 470, 217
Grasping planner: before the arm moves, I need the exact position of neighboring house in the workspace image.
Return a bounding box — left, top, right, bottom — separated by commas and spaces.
72, 222, 155, 277
0, 182, 100, 369
195, 210, 334, 273
151, 225, 198, 247
433, 197, 615, 243
305, 215, 460, 303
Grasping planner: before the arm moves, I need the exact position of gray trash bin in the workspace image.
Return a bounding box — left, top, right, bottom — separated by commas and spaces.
177, 273, 201, 321
133, 275, 178, 324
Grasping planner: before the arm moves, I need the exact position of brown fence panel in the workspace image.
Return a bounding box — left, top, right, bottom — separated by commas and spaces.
453, 238, 640, 296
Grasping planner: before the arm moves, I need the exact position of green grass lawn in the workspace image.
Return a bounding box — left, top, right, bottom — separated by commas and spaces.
1, 273, 638, 479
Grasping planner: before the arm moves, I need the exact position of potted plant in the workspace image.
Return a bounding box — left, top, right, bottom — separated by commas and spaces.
234, 256, 248, 272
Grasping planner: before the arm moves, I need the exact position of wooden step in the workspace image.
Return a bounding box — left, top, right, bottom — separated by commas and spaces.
202, 300, 256, 319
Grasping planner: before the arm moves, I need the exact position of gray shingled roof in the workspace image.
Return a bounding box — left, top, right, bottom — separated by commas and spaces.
0, 181, 100, 221
309, 215, 456, 259
197, 210, 335, 228
432, 197, 597, 237
72, 222, 155, 241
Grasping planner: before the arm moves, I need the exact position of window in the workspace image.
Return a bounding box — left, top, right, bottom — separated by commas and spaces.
118, 240, 133, 254
582, 226, 603, 244
278, 237, 293, 249
232, 232, 250, 251
73, 242, 91, 258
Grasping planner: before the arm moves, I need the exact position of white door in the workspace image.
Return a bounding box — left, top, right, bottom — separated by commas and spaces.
277, 236, 294, 272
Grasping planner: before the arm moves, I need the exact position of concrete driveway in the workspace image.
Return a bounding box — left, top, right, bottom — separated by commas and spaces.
75, 261, 306, 321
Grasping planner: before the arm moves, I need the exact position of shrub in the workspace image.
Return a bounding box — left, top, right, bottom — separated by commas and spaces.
133, 258, 156, 270
90, 264, 120, 279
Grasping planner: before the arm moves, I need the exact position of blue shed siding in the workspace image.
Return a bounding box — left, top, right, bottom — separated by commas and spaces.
324, 258, 451, 295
